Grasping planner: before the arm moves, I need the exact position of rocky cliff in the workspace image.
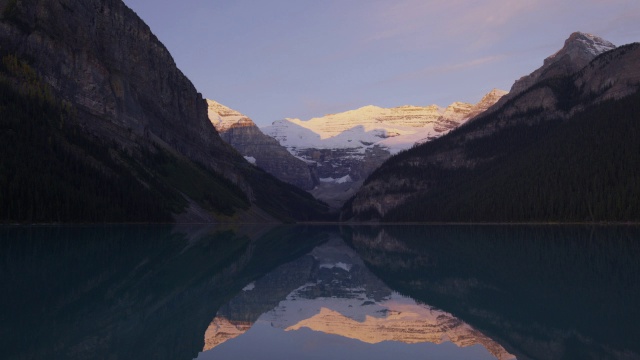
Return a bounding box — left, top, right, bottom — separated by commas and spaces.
482, 32, 617, 119
345, 33, 640, 222
1, 0, 230, 171
509, 32, 615, 95
207, 100, 318, 190
0, 0, 330, 222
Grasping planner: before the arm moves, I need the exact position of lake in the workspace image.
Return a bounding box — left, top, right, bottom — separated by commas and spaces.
1, 224, 639, 360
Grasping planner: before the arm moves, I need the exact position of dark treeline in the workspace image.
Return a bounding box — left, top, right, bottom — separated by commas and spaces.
0, 53, 332, 223
0, 225, 330, 359
377, 89, 640, 222
0, 54, 253, 223
0, 67, 171, 222
345, 225, 640, 359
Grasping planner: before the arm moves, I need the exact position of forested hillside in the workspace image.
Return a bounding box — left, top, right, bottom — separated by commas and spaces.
0, 54, 250, 222
377, 90, 640, 222
344, 41, 640, 222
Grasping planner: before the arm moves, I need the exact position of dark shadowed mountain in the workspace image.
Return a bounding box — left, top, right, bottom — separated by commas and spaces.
0, 0, 331, 223
345, 225, 640, 360
344, 33, 640, 222
207, 99, 318, 191
0, 225, 329, 360
260, 89, 506, 209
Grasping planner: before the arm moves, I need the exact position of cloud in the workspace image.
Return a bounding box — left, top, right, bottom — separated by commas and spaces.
360, 0, 547, 47
379, 54, 507, 86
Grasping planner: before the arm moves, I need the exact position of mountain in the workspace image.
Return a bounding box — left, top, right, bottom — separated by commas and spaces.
509, 32, 616, 95
201, 235, 515, 360
262, 90, 506, 208
207, 100, 318, 190
0, 0, 330, 223
345, 226, 640, 360
0, 225, 328, 360
344, 32, 640, 222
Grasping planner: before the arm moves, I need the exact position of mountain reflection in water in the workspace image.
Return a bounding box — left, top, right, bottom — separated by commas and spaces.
1, 225, 639, 360
199, 236, 514, 360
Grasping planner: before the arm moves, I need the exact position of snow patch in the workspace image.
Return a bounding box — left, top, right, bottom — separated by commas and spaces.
242, 282, 256, 291
319, 262, 353, 272
319, 175, 352, 184
243, 156, 257, 165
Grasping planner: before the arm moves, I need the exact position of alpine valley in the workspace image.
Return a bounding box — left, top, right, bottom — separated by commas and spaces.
208, 90, 507, 209
0, 0, 638, 224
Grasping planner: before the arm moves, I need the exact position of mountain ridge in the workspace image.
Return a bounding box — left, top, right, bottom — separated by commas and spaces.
344, 33, 640, 222
260, 90, 505, 208
207, 99, 318, 190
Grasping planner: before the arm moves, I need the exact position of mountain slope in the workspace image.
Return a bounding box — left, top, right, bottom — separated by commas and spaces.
344, 35, 640, 222
207, 100, 318, 190
0, 0, 330, 222
510, 32, 615, 95
262, 90, 505, 208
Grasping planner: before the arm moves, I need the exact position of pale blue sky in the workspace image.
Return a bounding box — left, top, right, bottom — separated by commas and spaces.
123, 0, 640, 126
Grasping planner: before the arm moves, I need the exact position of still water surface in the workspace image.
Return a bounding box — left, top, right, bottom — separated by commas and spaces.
1, 225, 639, 360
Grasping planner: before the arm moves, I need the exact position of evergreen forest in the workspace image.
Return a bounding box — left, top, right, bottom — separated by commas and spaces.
358, 89, 640, 222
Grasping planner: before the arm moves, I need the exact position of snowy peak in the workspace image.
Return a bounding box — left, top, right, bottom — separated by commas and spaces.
283, 103, 445, 140
547, 32, 616, 64
258, 91, 505, 208
207, 99, 254, 132
511, 32, 616, 94
263, 90, 506, 156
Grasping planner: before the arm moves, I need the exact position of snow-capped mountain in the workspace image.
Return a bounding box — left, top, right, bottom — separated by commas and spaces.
201, 236, 515, 360
263, 101, 479, 156
261, 90, 506, 208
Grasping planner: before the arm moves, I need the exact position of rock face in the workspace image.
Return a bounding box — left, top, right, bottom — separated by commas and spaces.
262, 91, 505, 208
479, 32, 617, 121
207, 100, 317, 190
1, 0, 230, 172
202, 236, 515, 360
0, 0, 329, 221
465, 89, 509, 120
345, 33, 640, 221
510, 32, 615, 95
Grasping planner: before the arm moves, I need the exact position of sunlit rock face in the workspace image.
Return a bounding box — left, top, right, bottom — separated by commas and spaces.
202, 236, 515, 360
207, 100, 317, 190
203, 317, 252, 351
261, 90, 506, 208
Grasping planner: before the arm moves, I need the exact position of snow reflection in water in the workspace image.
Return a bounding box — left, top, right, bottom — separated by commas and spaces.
198, 236, 515, 360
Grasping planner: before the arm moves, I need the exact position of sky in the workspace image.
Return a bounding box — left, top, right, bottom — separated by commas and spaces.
123, 0, 640, 127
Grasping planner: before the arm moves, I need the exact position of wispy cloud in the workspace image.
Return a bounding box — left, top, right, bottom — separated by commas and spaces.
359, 0, 547, 48
378, 54, 507, 86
